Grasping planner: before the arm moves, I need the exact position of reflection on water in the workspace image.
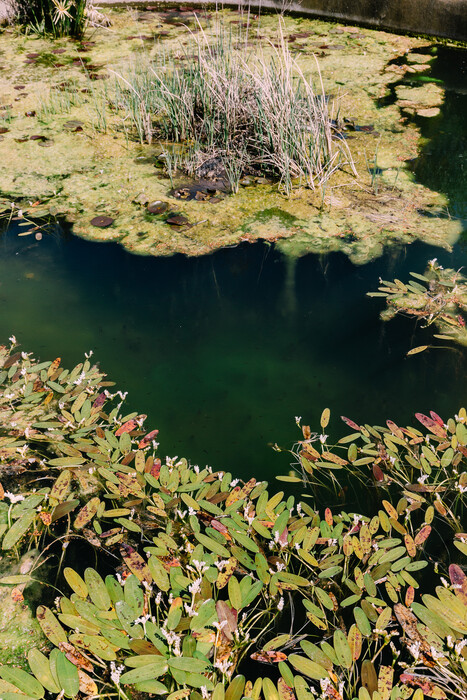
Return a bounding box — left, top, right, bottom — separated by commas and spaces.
1, 222, 466, 480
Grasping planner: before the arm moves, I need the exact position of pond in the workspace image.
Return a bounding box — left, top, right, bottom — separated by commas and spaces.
1, 221, 466, 482
0, 28, 466, 484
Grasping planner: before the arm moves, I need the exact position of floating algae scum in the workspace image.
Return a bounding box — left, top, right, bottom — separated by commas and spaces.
1, 3, 467, 699
0, 5, 464, 261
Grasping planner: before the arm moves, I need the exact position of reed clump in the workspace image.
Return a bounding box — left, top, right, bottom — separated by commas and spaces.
112, 20, 356, 195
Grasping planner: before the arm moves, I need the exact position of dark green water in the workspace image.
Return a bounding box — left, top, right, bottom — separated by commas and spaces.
1, 225, 466, 481
1, 44, 466, 482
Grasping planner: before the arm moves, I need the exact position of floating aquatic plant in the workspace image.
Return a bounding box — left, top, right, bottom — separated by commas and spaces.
0, 341, 466, 700
368, 260, 467, 353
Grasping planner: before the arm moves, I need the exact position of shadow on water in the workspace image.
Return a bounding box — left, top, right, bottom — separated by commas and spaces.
410, 45, 467, 227
1, 219, 467, 482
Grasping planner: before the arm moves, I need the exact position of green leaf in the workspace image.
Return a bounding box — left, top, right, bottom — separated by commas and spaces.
168, 658, 209, 673
228, 576, 243, 610
27, 649, 61, 694
262, 678, 279, 700
225, 676, 246, 700
191, 599, 217, 631
56, 651, 80, 698
2, 511, 36, 550
288, 654, 328, 680
134, 680, 168, 694
148, 556, 170, 592
84, 568, 111, 610
120, 660, 169, 684
333, 630, 352, 669
354, 607, 372, 637
69, 634, 118, 661
36, 606, 67, 647
0, 668, 44, 699
63, 568, 88, 599
194, 532, 230, 558
276, 572, 311, 588
0, 574, 32, 585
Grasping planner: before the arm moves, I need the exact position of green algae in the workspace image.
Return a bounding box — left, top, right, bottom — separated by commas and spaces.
0, 552, 46, 668
0, 7, 462, 263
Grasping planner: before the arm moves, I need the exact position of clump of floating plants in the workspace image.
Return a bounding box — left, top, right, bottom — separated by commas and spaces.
368, 260, 467, 354
1, 340, 467, 700
111, 20, 356, 195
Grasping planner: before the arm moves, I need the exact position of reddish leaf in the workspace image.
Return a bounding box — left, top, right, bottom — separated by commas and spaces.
251, 651, 287, 664
414, 525, 432, 547
138, 429, 159, 449
449, 564, 467, 605
430, 411, 444, 426
399, 674, 447, 699
92, 393, 106, 409
341, 416, 361, 431
216, 600, 237, 641
373, 464, 384, 481
115, 415, 146, 436
415, 413, 446, 438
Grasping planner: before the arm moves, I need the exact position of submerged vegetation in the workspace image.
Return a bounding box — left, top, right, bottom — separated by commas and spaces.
368, 260, 467, 352
0, 341, 467, 699
112, 21, 356, 194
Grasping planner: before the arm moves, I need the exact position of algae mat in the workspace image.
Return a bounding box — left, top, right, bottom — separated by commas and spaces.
0, 6, 461, 263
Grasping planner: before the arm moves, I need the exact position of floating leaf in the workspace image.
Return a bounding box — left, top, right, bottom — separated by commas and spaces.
27, 649, 60, 694
63, 568, 88, 599
37, 606, 67, 646
2, 511, 36, 550
74, 497, 100, 530
120, 659, 169, 684
225, 676, 246, 700
120, 544, 151, 584
84, 568, 111, 610
0, 667, 44, 699
56, 651, 80, 698
289, 655, 328, 681
407, 345, 428, 356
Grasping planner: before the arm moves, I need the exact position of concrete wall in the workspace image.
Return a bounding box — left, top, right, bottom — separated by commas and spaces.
97, 0, 467, 41
1, 0, 466, 40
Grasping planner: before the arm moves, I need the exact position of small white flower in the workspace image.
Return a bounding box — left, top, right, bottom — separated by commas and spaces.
85, 350, 94, 359
213, 659, 233, 674
188, 577, 202, 595
201, 687, 210, 699
319, 434, 328, 444
9, 335, 17, 345
417, 473, 429, 484
4, 491, 25, 503
184, 603, 198, 617
277, 597, 284, 611
110, 661, 125, 685
213, 620, 228, 631
295, 416, 302, 426
230, 479, 239, 487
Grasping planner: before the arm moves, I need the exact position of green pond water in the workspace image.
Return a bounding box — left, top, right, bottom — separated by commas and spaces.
0, 44, 466, 484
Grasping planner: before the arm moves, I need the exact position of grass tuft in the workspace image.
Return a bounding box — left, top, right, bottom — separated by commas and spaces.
110, 18, 357, 195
